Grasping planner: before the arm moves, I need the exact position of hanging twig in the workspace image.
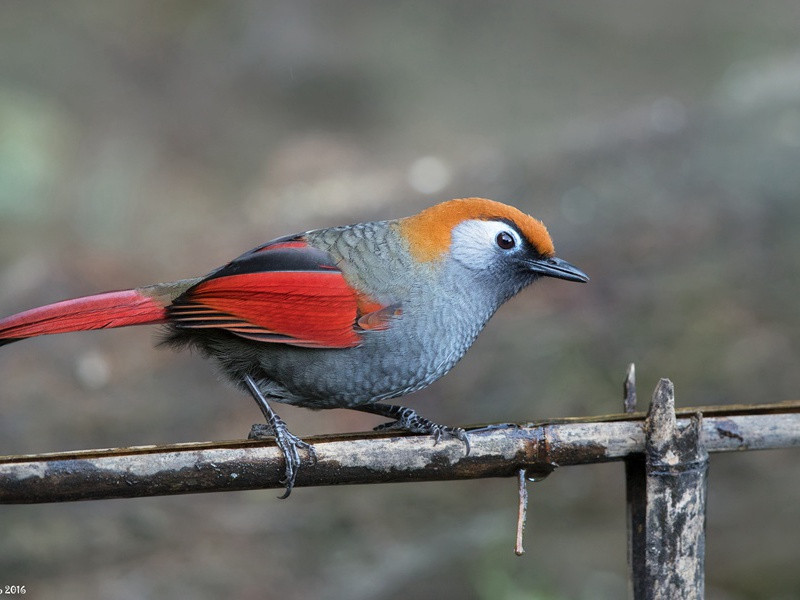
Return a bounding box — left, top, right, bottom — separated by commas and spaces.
515, 468, 528, 556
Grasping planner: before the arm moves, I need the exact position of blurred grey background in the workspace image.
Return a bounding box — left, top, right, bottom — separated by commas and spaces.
1, 2, 799, 599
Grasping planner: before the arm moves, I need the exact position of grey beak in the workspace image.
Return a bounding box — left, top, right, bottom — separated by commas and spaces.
527, 256, 589, 283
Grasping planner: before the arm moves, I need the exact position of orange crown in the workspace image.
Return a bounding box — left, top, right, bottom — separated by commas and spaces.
398, 197, 555, 263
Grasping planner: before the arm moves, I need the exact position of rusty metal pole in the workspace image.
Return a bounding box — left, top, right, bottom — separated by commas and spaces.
642, 378, 708, 600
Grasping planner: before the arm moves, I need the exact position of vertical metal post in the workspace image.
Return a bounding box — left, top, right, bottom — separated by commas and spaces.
624, 365, 648, 598
626, 375, 708, 599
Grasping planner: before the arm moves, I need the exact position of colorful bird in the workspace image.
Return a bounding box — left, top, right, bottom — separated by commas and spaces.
0, 198, 588, 496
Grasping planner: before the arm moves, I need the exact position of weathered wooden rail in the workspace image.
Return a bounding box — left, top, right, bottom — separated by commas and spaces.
0, 395, 794, 503
1, 368, 798, 599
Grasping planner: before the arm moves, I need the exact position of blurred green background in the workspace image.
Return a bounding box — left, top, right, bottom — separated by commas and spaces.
1, 2, 799, 599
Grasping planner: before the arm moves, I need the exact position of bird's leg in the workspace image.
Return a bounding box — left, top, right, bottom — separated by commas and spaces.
243, 375, 317, 499
354, 403, 471, 456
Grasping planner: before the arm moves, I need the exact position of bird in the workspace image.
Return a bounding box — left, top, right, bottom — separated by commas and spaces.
0, 197, 588, 497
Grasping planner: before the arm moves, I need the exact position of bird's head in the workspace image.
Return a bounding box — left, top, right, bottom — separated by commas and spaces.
398, 198, 588, 297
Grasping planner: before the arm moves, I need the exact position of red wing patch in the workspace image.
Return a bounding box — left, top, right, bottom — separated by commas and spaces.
170, 272, 364, 348
168, 239, 397, 348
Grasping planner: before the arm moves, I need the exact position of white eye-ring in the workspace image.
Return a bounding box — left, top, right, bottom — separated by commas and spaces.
449, 220, 524, 271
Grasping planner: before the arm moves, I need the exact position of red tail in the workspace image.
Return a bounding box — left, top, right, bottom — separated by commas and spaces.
0, 289, 168, 346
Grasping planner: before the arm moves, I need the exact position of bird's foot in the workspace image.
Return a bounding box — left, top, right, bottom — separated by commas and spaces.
248, 417, 317, 499
243, 375, 316, 499
373, 407, 471, 456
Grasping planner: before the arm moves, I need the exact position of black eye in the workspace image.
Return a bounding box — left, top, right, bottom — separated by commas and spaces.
496, 231, 516, 250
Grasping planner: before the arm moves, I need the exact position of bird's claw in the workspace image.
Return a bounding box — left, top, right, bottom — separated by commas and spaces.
248, 418, 317, 499
374, 411, 471, 456
273, 431, 316, 499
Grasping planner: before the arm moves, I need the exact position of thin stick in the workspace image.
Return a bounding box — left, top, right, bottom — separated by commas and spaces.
624, 362, 637, 414
515, 468, 528, 556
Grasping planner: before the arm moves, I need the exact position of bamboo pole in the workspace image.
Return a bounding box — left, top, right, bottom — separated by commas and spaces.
642, 379, 707, 600
1, 400, 797, 504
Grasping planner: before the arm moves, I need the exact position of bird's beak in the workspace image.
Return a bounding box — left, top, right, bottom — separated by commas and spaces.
526, 256, 589, 283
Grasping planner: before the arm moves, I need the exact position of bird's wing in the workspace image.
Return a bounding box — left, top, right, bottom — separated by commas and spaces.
167, 237, 394, 349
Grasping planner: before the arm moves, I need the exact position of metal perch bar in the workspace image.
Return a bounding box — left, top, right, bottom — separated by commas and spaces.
0, 401, 798, 504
